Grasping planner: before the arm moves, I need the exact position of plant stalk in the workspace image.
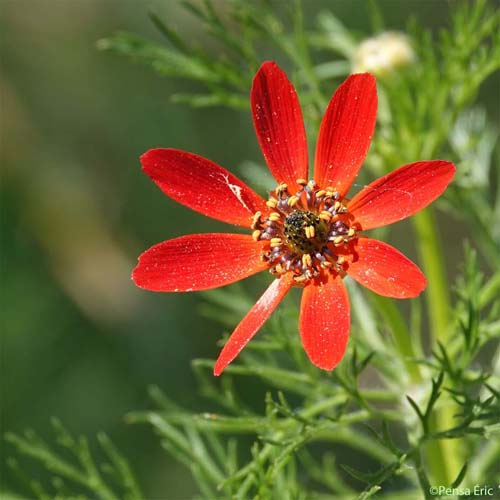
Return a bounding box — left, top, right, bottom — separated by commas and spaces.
412, 207, 463, 485
371, 295, 422, 383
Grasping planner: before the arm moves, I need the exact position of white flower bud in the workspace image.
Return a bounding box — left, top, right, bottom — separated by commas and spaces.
352, 32, 415, 75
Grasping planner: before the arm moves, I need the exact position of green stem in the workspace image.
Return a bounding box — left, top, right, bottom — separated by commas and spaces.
291, 0, 327, 115
371, 295, 422, 383
480, 269, 500, 308
412, 208, 451, 344
412, 207, 463, 485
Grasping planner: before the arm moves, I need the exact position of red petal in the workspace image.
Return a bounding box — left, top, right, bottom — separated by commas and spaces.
348, 160, 456, 230
251, 61, 308, 189
214, 273, 294, 376
141, 149, 268, 228
345, 237, 427, 298
132, 234, 268, 292
314, 73, 377, 197
299, 274, 350, 370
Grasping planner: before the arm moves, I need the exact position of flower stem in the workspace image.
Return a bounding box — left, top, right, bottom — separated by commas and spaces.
412, 208, 451, 344
412, 207, 463, 484
371, 295, 422, 383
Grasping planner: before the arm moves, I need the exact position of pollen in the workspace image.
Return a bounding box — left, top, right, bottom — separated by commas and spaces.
275, 183, 288, 194
319, 210, 332, 222
305, 225, 315, 238
252, 229, 261, 241
302, 253, 312, 267
251, 211, 262, 229
250, 178, 359, 283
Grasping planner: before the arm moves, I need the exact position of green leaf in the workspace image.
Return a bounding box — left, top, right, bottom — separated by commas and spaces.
450, 462, 468, 488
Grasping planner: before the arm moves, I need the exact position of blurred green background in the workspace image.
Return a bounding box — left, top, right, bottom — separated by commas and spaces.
1, 1, 497, 498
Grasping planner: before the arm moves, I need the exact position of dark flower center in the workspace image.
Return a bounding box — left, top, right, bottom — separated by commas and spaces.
251, 179, 358, 284
284, 210, 326, 253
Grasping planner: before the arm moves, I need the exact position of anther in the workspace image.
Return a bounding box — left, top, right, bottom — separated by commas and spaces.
266, 199, 278, 208
302, 254, 312, 268
319, 210, 332, 221
287, 195, 300, 207
315, 190, 326, 198
251, 211, 262, 229
270, 237, 283, 248
269, 212, 281, 222
333, 235, 344, 245
252, 229, 261, 241
347, 228, 356, 237
306, 225, 315, 238
294, 275, 307, 283
296, 178, 308, 186
275, 183, 288, 194
334, 201, 342, 212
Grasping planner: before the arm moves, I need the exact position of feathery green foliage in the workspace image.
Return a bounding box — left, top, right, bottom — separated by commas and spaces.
5, 419, 142, 500
5, 0, 500, 498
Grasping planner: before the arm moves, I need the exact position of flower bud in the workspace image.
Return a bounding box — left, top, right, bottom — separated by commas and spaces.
352, 32, 415, 76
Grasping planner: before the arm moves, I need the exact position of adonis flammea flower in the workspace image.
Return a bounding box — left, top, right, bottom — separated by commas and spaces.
132, 61, 455, 375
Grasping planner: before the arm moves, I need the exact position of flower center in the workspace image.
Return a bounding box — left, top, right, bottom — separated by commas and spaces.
283, 210, 326, 253
251, 179, 358, 284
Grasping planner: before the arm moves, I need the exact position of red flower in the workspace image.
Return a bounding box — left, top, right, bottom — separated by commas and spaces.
133, 62, 455, 375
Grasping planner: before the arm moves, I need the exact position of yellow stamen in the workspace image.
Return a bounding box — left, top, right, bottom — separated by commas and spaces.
252, 230, 261, 241
266, 199, 277, 208
287, 195, 299, 207
334, 236, 344, 245
269, 212, 281, 221
251, 211, 262, 229
315, 190, 326, 198
302, 254, 312, 268
319, 210, 332, 221
270, 237, 282, 248
294, 275, 307, 283
306, 225, 315, 238
275, 183, 288, 194
296, 178, 308, 186
347, 227, 356, 237
275, 263, 284, 274
321, 260, 333, 268
334, 201, 342, 211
